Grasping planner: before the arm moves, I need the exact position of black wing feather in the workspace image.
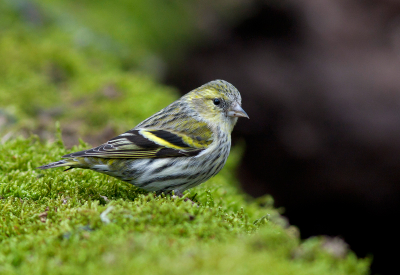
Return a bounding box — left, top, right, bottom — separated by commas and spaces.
62, 129, 205, 159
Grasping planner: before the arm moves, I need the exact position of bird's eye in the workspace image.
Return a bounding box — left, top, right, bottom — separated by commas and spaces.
213, 98, 221, 105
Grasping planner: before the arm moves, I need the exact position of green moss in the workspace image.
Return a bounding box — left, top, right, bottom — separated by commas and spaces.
0, 137, 370, 274
0, 0, 186, 138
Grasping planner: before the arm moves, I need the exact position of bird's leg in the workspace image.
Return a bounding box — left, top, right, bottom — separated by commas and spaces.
172, 189, 196, 205
172, 189, 184, 198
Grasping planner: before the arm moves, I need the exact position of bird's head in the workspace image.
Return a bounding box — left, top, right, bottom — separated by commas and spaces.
183, 79, 248, 133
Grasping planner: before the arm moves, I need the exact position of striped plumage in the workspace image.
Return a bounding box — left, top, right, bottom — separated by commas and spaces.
38, 80, 248, 195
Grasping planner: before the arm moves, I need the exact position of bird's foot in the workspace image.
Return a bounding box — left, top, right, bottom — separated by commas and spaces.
172, 189, 184, 198
172, 190, 197, 205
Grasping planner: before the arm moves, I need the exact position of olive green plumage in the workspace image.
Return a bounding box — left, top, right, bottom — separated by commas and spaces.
38, 79, 248, 195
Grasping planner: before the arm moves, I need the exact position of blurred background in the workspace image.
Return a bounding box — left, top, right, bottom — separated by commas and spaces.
1, 0, 399, 273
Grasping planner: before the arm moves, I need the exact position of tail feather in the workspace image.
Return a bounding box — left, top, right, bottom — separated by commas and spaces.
37, 159, 78, 170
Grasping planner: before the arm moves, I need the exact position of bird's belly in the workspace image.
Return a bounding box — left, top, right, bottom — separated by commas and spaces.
93, 144, 230, 193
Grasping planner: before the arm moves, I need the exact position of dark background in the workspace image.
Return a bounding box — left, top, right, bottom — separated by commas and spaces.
166, 1, 400, 274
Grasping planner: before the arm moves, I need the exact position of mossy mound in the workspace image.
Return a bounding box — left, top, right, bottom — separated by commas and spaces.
0, 137, 370, 274
0, 0, 190, 143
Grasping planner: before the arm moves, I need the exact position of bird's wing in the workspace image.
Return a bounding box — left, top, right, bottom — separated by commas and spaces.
62, 125, 213, 159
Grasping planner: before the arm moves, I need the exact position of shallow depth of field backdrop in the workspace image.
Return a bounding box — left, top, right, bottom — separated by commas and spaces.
0, 0, 396, 274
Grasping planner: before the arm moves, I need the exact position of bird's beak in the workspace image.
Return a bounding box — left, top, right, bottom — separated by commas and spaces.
227, 102, 249, 119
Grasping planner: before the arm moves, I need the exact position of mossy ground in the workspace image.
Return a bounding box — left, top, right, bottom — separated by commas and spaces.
0, 1, 370, 274
0, 137, 370, 274
0, 0, 191, 144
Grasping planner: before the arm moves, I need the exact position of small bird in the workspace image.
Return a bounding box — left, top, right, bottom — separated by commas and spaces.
38, 80, 248, 196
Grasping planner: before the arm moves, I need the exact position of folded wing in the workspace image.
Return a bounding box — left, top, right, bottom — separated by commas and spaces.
62, 128, 213, 159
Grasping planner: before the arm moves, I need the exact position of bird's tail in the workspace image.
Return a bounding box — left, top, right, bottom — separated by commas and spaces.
37, 159, 79, 170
